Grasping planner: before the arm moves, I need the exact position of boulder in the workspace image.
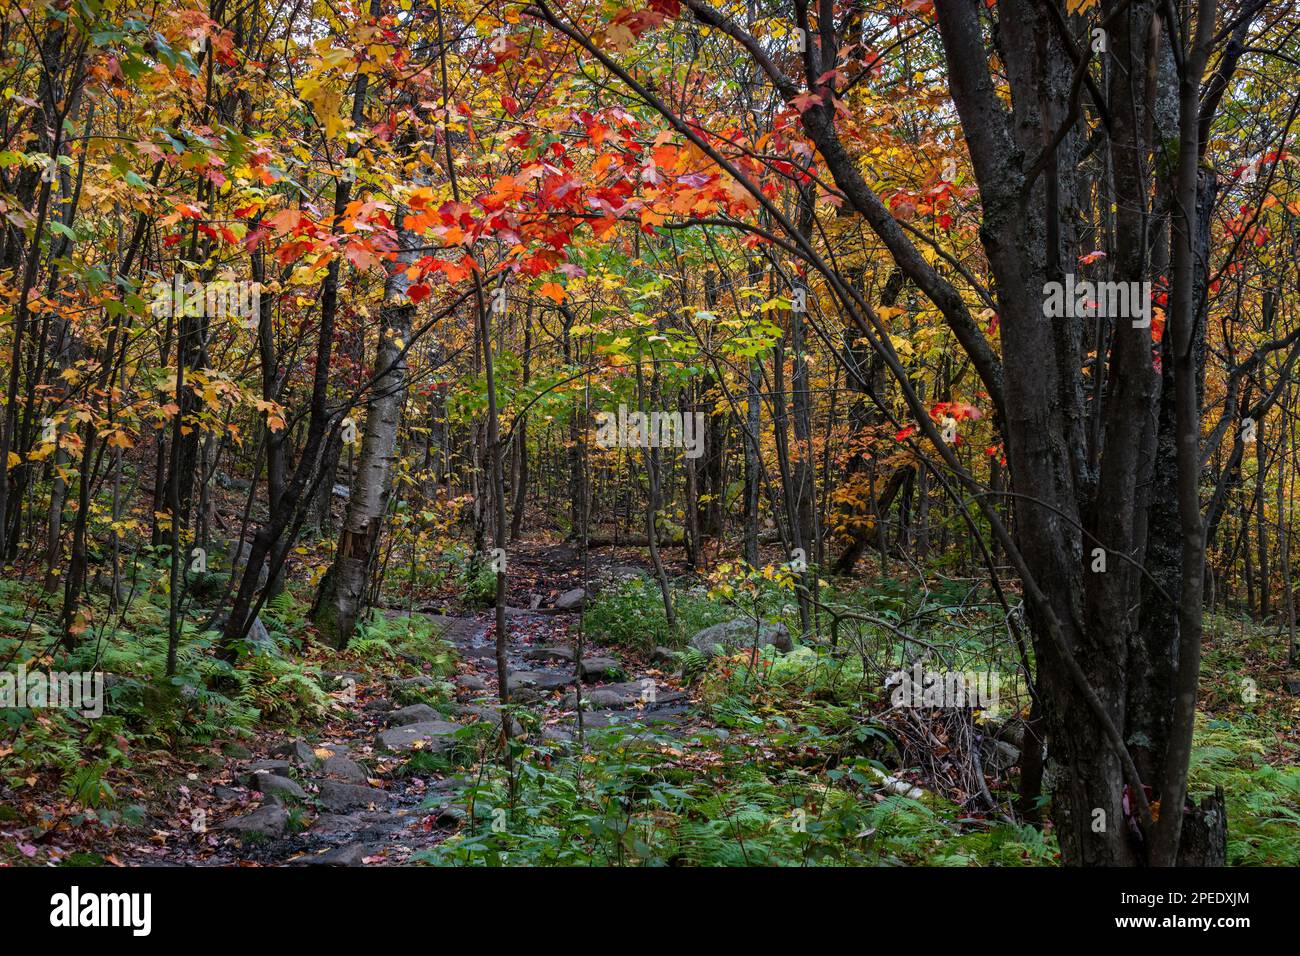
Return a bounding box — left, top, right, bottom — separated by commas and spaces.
375, 720, 463, 753
320, 754, 369, 783
314, 780, 387, 812
561, 680, 653, 710
245, 759, 292, 775
650, 646, 679, 666
689, 619, 792, 658
389, 675, 435, 690
299, 843, 374, 867
310, 813, 363, 836
387, 703, 441, 726
212, 609, 278, 656
218, 805, 288, 838
506, 669, 572, 693
322, 670, 366, 690
455, 674, 489, 692
242, 772, 306, 802
523, 645, 574, 664
578, 657, 624, 682
600, 565, 645, 582
554, 587, 588, 611
271, 738, 322, 769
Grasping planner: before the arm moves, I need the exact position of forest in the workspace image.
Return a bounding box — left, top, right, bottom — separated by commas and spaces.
0, 0, 1297, 875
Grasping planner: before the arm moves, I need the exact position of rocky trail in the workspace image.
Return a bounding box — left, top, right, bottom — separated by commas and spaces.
130, 546, 713, 866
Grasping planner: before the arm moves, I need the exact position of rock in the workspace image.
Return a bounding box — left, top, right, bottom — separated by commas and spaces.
314, 780, 388, 812
554, 587, 588, 611
978, 737, 1021, 773
579, 709, 622, 729
689, 619, 792, 658
242, 772, 307, 802
221, 741, 253, 759
362, 698, 392, 713
212, 786, 243, 802
245, 759, 292, 775
271, 739, 322, 769
332, 482, 351, 499
387, 703, 441, 726
322, 670, 366, 689
389, 675, 435, 690
579, 657, 624, 682
542, 726, 573, 743
375, 720, 463, 753
215, 472, 252, 492
218, 805, 288, 838
600, 564, 645, 582
523, 645, 574, 664
506, 669, 572, 694
505, 606, 545, 619
1283, 676, 1300, 695
245, 615, 280, 656
321, 755, 369, 783
455, 674, 489, 692
310, 813, 362, 835
650, 646, 679, 666
299, 843, 373, 866
561, 680, 656, 710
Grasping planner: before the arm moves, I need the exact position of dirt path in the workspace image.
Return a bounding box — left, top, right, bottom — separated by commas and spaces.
133, 548, 702, 866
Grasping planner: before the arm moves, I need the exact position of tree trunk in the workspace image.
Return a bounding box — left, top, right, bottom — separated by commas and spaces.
311, 219, 418, 649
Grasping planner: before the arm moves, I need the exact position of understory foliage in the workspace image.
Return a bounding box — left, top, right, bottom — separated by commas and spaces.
417, 582, 1298, 867
1, 0, 1298, 869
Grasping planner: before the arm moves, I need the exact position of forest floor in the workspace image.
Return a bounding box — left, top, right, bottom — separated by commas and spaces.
3, 539, 1298, 867
11, 542, 716, 866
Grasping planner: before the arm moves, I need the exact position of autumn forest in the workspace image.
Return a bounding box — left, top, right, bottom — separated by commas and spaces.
0, 0, 1297, 880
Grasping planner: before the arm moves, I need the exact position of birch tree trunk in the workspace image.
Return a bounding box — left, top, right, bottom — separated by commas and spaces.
312, 222, 418, 649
